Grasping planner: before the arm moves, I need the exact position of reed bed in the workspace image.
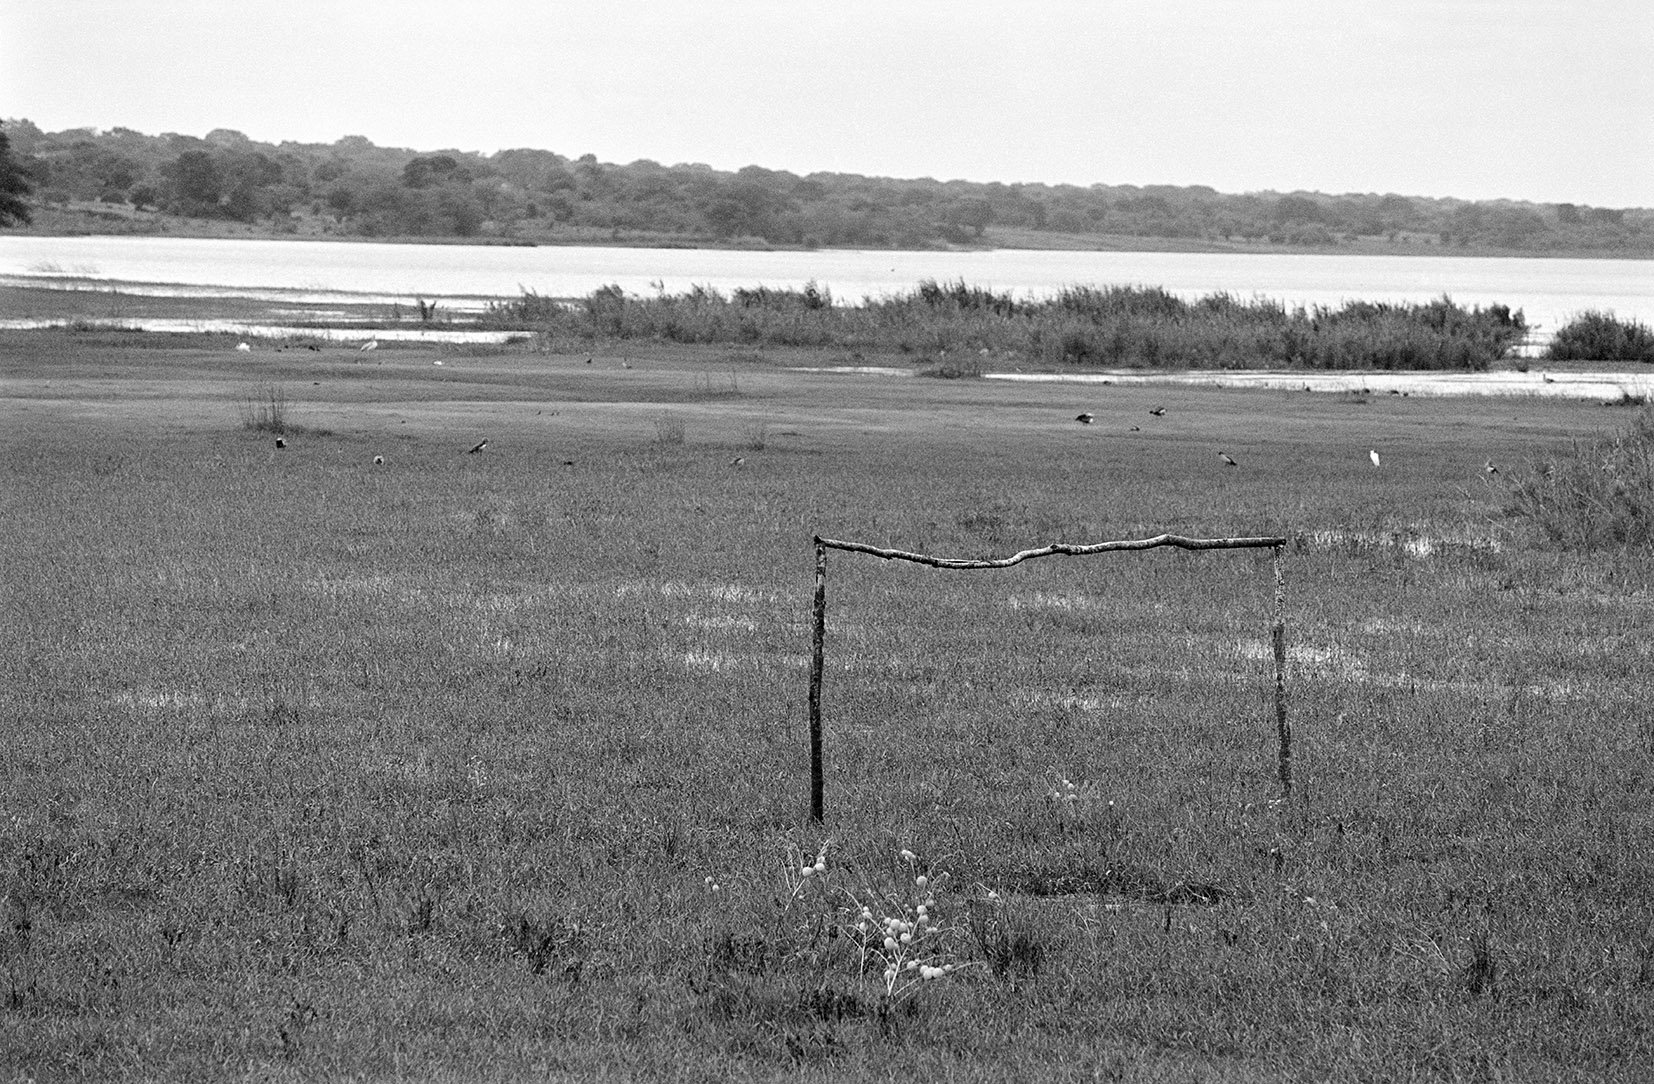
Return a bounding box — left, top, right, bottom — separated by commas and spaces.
487, 280, 1529, 371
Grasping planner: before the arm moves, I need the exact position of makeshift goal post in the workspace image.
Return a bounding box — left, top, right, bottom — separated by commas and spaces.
806, 532, 1292, 824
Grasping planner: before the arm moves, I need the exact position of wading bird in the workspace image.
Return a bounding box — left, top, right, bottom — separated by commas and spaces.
1149, 407, 1167, 417
1219, 452, 1237, 467
468, 439, 488, 454
729, 456, 745, 467
1370, 449, 1381, 468
1075, 413, 1094, 424
360, 340, 379, 352
1485, 459, 1499, 475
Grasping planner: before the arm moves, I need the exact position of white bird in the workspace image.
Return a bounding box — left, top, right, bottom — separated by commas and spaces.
360, 340, 379, 352
236, 342, 251, 352
1369, 449, 1381, 468
1485, 459, 1499, 475
1219, 452, 1238, 467
373, 455, 384, 465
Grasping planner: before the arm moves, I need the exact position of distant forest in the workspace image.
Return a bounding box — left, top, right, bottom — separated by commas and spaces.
4, 119, 1650, 256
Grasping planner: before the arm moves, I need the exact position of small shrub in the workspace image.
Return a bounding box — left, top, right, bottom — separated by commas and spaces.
1545, 311, 1654, 363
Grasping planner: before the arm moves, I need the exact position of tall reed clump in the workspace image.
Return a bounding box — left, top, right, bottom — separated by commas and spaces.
485, 280, 1528, 371
1545, 311, 1654, 363
1502, 403, 1654, 548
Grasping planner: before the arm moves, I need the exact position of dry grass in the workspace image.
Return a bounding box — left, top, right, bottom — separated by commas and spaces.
2, 331, 1652, 1081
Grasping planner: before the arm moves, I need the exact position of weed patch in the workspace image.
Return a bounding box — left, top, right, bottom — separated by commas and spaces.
1502, 403, 1654, 548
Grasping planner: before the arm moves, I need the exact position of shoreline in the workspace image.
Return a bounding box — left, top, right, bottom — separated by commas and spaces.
11, 210, 1650, 262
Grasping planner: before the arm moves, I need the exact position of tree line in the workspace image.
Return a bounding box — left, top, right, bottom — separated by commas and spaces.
3, 119, 1649, 255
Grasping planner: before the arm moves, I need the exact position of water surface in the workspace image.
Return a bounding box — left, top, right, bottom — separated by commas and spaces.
3, 235, 1648, 336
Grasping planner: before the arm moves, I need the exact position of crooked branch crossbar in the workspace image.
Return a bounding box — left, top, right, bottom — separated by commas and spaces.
807, 531, 1293, 823
814, 532, 1288, 568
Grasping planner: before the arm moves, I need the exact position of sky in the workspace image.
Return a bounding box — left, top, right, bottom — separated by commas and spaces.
4, 1, 1651, 208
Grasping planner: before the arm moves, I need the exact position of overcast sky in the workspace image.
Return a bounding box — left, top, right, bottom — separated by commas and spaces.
5, 1, 1651, 207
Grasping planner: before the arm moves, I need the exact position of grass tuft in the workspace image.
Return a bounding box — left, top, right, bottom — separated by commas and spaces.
238, 381, 289, 433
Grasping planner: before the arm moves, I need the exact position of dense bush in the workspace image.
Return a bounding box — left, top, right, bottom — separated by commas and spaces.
1503, 404, 1654, 548
1544, 311, 1654, 363
488, 281, 1528, 371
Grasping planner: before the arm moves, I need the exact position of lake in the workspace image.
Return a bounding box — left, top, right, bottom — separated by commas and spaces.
2, 235, 1650, 338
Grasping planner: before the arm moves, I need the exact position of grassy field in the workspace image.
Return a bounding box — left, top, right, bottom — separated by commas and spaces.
3, 329, 1653, 1081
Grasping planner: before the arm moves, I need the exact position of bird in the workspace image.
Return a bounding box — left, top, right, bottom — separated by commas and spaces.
1369, 449, 1381, 468
729, 456, 745, 467
1542, 373, 1555, 384
274, 437, 287, 449
236, 342, 251, 352
1219, 452, 1238, 467
1485, 459, 1499, 475
468, 440, 488, 454
1075, 413, 1094, 425
1149, 407, 1166, 417
373, 455, 384, 465
1129, 425, 1140, 432
433, 360, 443, 366
360, 340, 379, 352
585, 356, 593, 365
